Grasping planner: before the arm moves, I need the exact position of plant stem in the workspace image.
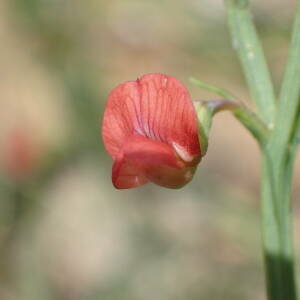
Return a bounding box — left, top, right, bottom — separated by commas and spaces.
261, 1, 300, 298
270, 0, 300, 153
261, 152, 297, 300
194, 99, 269, 148
264, 1, 300, 299
225, 0, 300, 299
224, 0, 276, 127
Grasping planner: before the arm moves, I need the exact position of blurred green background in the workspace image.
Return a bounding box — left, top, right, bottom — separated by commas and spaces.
0, 0, 299, 299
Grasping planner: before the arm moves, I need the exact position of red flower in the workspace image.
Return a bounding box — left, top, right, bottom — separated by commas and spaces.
102, 73, 202, 189
4, 126, 37, 181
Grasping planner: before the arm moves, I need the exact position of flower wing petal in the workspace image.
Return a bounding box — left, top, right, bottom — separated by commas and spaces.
112, 151, 149, 189
137, 74, 201, 162
112, 135, 197, 189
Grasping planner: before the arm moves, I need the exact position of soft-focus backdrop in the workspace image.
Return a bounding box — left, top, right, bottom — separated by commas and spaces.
0, 0, 299, 299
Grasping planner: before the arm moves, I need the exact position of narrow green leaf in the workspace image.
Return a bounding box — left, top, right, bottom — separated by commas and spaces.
189, 77, 238, 100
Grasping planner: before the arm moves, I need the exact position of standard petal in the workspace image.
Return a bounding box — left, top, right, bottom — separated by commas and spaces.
137, 74, 201, 162
112, 135, 198, 189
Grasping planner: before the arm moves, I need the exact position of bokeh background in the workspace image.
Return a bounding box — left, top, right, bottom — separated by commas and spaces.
0, 0, 299, 299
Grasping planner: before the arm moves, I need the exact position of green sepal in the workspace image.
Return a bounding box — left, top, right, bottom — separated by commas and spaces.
193, 101, 214, 155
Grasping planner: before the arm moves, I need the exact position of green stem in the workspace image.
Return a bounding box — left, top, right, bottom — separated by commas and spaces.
261, 149, 297, 300
261, 1, 300, 298
224, 0, 276, 127
225, 0, 300, 299
194, 99, 269, 149
268, 0, 300, 163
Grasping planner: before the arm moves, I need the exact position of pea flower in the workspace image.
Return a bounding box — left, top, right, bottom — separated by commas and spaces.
102, 73, 202, 189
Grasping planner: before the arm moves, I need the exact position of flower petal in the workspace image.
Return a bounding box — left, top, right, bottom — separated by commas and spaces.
102, 73, 201, 162
102, 80, 139, 158
112, 135, 198, 189
112, 151, 149, 189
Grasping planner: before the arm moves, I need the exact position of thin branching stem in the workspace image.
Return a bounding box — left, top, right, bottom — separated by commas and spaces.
224, 0, 300, 299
